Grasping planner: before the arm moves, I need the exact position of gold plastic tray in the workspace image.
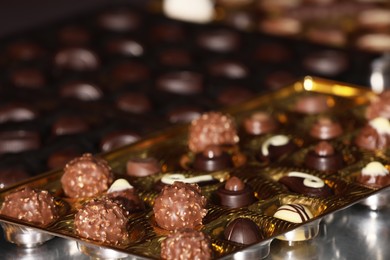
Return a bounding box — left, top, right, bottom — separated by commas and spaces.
0, 76, 388, 259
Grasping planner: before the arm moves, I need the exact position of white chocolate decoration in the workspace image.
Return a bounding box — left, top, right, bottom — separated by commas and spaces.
369, 117, 390, 135
273, 204, 313, 223
107, 178, 133, 193
361, 161, 389, 177
261, 135, 289, 156
163, 0, 214, 24
288, 172, 325, 188
161, 173, 213, 185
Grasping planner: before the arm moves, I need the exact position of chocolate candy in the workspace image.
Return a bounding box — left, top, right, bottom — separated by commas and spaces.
0, 187, 60, 226
365, 90, 390, 120
98, 9, 141, 32
153, 182, 207, 231
161, 229, 212, 260
60, 153, 114, 198
294, 95, 330, 114
243, 112, 277, 135
74, 198, 129, 245
273, 204, 313, 223
51, 115, 89, 136
115, 92, 152, 114
0, 130, 40, 154
279, 172, 333, 198
59, 81, 103, 101
310, 117, 343, 140
197, 29, 241, 52
0, 166, 31, 189
215, 176, 256, 208
304, 141, 344, 172
126, 157, 161, 177
0, 103, 37, 123
100, 130, 140, 152
106, 179, 145, 213
224, 218, 263, 245
193, 145, 233, 172
111, 61, 150, 84
54, 47, 100, 71
156, 71, 204, 95
10, 67, 46, 89
303, 50, 348, 77
355, 117, 390, 151
356, 161, 390, 188
259, 134, 296, 161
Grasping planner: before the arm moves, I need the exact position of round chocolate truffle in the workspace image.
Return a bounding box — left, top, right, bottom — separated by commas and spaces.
224, 218, 263, 245
126, 157, 161, 177
188, 112, 239, 153
310, 117, 343, 140
106, 179, 145, 213
153, 182, 207, 231
243, 112, 277, 135
279, 172, 333, 198
366, 90, 390, 120
355, 117, 390, 151
294, 95, 330, 114
304, 141, 344, 172
161, 229, 212, 260
356, 161, 390, 189
61, 153, 114, 198
193, 145, 233, 172
273, 204, 313, 223
215, 176, 256, 208
74, 198, 129, 245
0, 187, 60, 226
259, 134, 296, 161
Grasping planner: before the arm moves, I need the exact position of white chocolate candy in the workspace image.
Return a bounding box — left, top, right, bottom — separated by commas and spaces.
163, 0, 214, 24
273, 204, 313, 223
288, 172, 325, 188
261, 135, 289, 156
369, 117, 390, 135
161, 173, 213, 185
362, 161, 389, 177
107, 178, 133, 193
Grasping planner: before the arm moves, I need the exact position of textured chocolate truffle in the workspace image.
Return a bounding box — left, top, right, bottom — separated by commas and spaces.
294, 95, 330, 114
74, 198, 129, 244
61, 153, 114, 198
0, 187, 60, 226
304, 141, 344, 172
355, 117, 390, 151
161, 229, 212, 260
366, 90, 390, 120
215, 176, 256, 208
126, 157, 161, 177
279, 172, 333, 198
153, 182, 207, 231
106, 179, 145, 213
259, 134, 296, 161
243, 112, 277, 135
273, 204, 313, 223
310, 117, 343, 140
193, 145, 233, 172
356, 161, 390, 189
188, 112, 239, 153
224, 218, 262, 245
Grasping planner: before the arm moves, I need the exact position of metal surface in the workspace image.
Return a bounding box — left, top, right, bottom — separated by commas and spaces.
1, 203, 388, 259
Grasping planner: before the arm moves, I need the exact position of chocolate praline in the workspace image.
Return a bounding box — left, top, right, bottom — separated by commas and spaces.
161, 229, 212, 260
356, 161, 390, 188
57, 25, 91, 46
273, 203, 313, 223
0, 104, 37, 123
310, 117, 343, 140
304, 141, 344, 172
217, 86, 254, 106
207, 60, 249, 79
279, 172, 333, 198
105, 38, 144, 57
51, 115, 89, 136
106, 180, 145, 213
166, 105, 202, 124
215, 176, 256, 208
302, 50, 348, 77
60, 153, 114, 198
196, 29, 241, 53
74, 198, 129, 245
153, 182, 207, 231
365, 90, 390, 120
243, 112, 277, 135
355, 117, 390, 151
259, 135, 296, 162
156, 71, 204, 95
0, 187, 60, 226
294, 95, 330, 114
158, 48, 192, 67
59, 81, 103, 101
116, 92, 152, 114
47, 147, 81, 170
10, 67, 46, 89
100, 130, 140, 152
54, 47, 100, 71
126, 157, 161, 177
6, 41, 44, 61
98, 9, 141, 32
111, 61, 150, 84
193, 145, 233, 172
0, 130, 41, 154
224, 218, 263, 245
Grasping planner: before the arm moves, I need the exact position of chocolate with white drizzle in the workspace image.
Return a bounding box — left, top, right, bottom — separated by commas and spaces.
355, 117, 390, 150
105, 179, 145, 213
356, 161, 390, 188
279, 172, 333, 198
259, 134, 296, 161
273, 203, 313, 223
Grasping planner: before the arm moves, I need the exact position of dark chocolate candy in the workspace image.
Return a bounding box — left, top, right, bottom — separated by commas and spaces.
0, 130, 40, 154
193, 145, 233, 172
215, 177, 256, 208
10, 67, 46, 89
217, 86, 254, 106
304, 141, 344, 172
126, 157, 161, 177
100, 130, 140, 152
0, 167, 31, 189
59, 81, 103, 101
166, 105, 202, 124
111, 61, 150, 84
51, 115, 89, 136
98, 9, 141, 32
156, 71, 204, 95
57, 25, 91, 46
197, 29, 241, 52
54, 47, 100, 71
224, 218, 263, 245
116, 92, 152, 114
0, 103, 38, 123
105, 38, 144, 57
6, 41, 44, 61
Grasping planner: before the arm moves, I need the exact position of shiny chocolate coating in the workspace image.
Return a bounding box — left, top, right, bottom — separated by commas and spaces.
59, 81, 103, 101
224, 218, 263, 245
111, 61, 150, 84
98, 9, 141, 32
61, 153, 114, 198
153, 182, 207, 231
294, 95, 330, 114
126, 157, 161, 177
304, 141, 344, 172
47, 147, 81, 170
57, 25, 91, 46
215, 177, 256, 208
100, 130, 140, 152
161, 229, 212, 260
303, 50, 348, 77
0, 103, 38, 123
188, 112, 239, 153
197, 29, 240, 52
259, 136, 296, 162
217, 86, 254, 106
106, 188, 145, 213
116, 92, 152, 114
105, 38, 144, 57
279, 175, 333, 198
0, 187, 60, 226
74, 198, 129, 245
156, 71, 204, 95
166, 105, 202, 124
193, 145, 233, 172
355, 124, 390, 151
51, 116, 89, 136
310, 117, 343, 140
243, 112, 277, 135
366, 90, 390, 120
54, 47, 100, 71
207, 60, 249, 79
0, 130, 40, 154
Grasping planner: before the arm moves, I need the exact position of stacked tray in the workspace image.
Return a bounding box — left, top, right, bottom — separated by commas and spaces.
0, 3, 380, 189
1, 77, 389, 259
